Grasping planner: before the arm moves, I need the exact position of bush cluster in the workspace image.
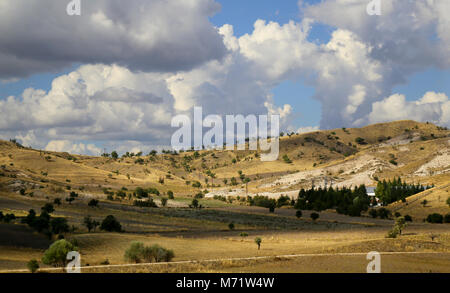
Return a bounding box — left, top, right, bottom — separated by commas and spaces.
124, 242, 174, 263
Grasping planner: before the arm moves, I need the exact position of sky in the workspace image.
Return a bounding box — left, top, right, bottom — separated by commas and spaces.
0, 0, 449, 155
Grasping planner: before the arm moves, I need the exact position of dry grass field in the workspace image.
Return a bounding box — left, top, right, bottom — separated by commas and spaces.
0, 120, 449, 273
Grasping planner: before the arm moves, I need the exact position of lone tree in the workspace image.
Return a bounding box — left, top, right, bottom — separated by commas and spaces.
190, 199, 199, 209
50, 217, 70, 235
100, 215, 122, 232
167, 191, 174, 199
395, 216, 406, 235
83, 216, 99, 233
27, 259, 39, 273
42, 239, 77, 267
111, 151, 119, 160
255, 237, 262, 250
53, 198, 62, 206
310, 212, 319, 221
88, 199, 99, 208
41, 203, 54, 214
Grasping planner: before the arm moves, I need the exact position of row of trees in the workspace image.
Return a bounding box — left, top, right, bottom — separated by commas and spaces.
295, 185, 370, 217
22, 204, 70, 238
375, 178, 429, 205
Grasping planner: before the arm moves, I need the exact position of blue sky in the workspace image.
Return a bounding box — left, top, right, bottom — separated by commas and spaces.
212, 0, 450, 128
2, 0, 447, 130
0, 0, 449, 154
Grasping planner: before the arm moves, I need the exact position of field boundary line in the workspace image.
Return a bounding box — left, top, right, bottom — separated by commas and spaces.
1, 251, 448, 273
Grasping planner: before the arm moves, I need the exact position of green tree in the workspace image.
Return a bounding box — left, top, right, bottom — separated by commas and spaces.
41, 203, 54, 214
124, 242, 145, 263
50, 218, 70, 234
395, 216, 406, 235
254, 237, 262, 250
295, 210, 302, 218
167, 191, 174, 199
83, 216, 96, 232
42, 240, 77, 267
100, 215, 122, 232
88, 199, 99, 208
426, 213, 444, 224
111, 151, 119, 160
310, 212, 319, 221
228, 222, 235, 230
27, 259, 39, 273
161, 198, 168, 207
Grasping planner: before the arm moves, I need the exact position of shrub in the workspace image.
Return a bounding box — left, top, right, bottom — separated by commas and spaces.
133, 199, 157, 208
444, 213, 450, 223
50, 218, 70, 234
41, 203, 54, 214
404, 215, 413, 222
190, 199, 200, 209
124, 242, 145, 263
27, 259, 39, 273
53, 198, 62, 206
377, 208, 391, 219
3, 213, 16, 223
135, 187, 148, 198
389, 159, 398, 166
167, 191, 174, 199
369, 209, 378, 218
88, 199, 99, 207
355, 137, 367, 145
228, 222, 235, 230
194, 193, 204, 199
310, 213, 319, 221
446, 197, 450, 208
161, 198, 168, 207
426, 213, 444, 224
192, 181, 202, 188
100, 215, 122, 232
386, 226, 400, 238
42, 240, 77, 267
295, 210, 302, 218
282, 154, 292, 164
124, 242, 175, 263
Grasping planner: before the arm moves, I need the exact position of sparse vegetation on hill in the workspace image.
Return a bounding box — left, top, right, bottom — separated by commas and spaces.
0, 120, 449, 273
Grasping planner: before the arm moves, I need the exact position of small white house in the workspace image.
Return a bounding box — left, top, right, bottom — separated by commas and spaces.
366, 187, 381, 207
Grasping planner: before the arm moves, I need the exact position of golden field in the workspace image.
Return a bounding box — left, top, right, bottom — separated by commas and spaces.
0, 120, 449, 273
